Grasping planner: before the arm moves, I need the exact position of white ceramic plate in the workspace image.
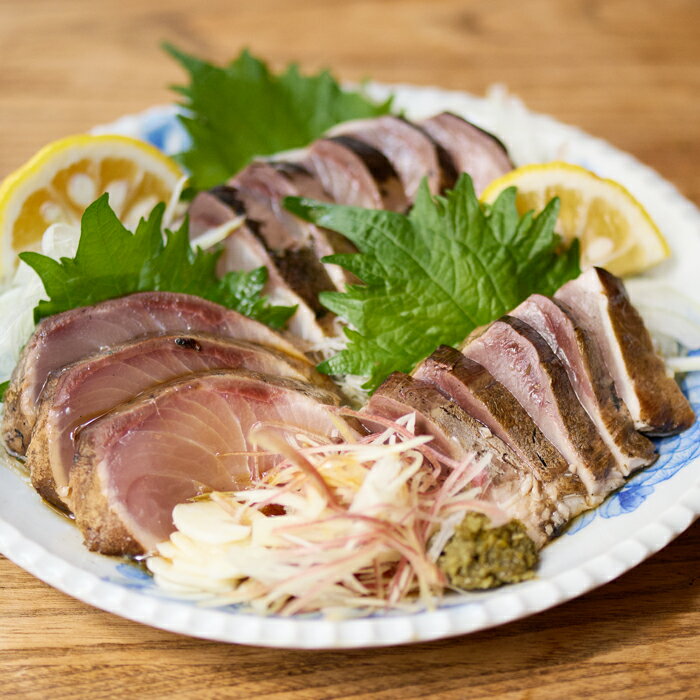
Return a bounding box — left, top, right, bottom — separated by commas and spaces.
2, 84, 700, 649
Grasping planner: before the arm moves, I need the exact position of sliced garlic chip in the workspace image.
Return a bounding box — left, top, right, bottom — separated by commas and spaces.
172, 500, 251, 544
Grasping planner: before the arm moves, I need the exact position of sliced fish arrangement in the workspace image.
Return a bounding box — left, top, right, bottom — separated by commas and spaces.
1, 110, 694, 570
71, 370, 346, 555
2, 291, 348, 555
188, 111, 513, 353
381, 269, 693, 544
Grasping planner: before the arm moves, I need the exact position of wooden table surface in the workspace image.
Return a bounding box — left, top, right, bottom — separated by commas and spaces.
1, 1, 699, 697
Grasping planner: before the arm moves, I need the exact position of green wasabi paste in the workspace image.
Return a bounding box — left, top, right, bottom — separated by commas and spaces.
439, 512, 538, 590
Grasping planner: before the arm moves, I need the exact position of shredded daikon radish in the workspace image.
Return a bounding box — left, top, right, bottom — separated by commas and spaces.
666, 355, 700, 373
147, 420, 499, 617
625, 279, 700, 375
162, 175, 189, 232
189, 213, 245, 251
0, 222, 82, 381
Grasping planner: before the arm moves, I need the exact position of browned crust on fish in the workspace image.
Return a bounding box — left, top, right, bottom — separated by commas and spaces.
550, 298, 657, 468
419, 112, 513, 195
367, 372, 565, 545
2, 320, 53, 456
597, 268, 695, 435
71, 439, 146, 556
497, 315, 622, 490
2, 368, 31, 455
228, 162, 359, 292
24, 373, 67, 509
333, 115, 458, 199
307, 137, 409, 212
421, 346, 571, 480
416, 345, 593, 514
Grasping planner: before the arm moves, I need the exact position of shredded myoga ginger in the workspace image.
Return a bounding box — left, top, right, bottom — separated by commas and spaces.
147, 411, 509, 617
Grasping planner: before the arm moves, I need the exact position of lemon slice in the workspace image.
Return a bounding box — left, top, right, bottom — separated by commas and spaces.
481, 162, 670, 277
0, 134, 184, 277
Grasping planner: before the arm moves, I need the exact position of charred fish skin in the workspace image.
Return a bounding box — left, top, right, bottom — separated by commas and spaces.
366, 371, 515, 463
510, 294, 656, 475
305, 136, 409, 212
230, 161, 354, 293
25, 333, 337, 511
192, 183, 337, 312
414, 346, 592, 522
463, 316, 624, 496
2, 372, 31, 456
230, 160, 330, 250
188, 188, 336, 346
248, 161, 361, 290
259, 161, 360, 290
1, 291, 309, 458
555, 267, 695, 435
366, 372, 565, 546
329, 115, 458, 200
70, 369, 346, 556
419, 112, 513, 195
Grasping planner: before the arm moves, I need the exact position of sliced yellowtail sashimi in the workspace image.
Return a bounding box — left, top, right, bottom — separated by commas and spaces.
2, 291, 309, 456
304, 136, 408, 211
420, 112, 513, 196
329, 115, 458, 200
413, 345, 593, 519
364, 371, 565, 545
510, 294, 656, 475
230, 160, 357, 291
70, 369, 347, 556
26, 333, 336, 511
188, 187, 337, 349
555, 267, 695, 435
463, 316, 623, 495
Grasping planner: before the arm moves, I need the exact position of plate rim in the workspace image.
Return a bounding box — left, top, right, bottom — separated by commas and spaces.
2, 82, 700, 649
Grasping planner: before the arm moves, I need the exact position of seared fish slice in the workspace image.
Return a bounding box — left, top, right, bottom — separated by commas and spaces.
27, 333, 335, 510
188, 187, 335, 348
555, 267, 695, 435
463, 316, 623, 496
330, 115, 457, 200
511, 294, 656, 475
304, 136, 409, 212
414, 346, 592, 521
420, 112, 513, 195
2, 291, 307, 456
70, 369, 348, 556
230, 160, 357, 291
366, 371, 566, 545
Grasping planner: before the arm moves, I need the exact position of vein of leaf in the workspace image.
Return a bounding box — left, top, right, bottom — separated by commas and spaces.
458, 236, 512, 317
371, 222, 478, 328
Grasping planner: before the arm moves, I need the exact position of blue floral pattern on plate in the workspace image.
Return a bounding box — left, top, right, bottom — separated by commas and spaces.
139, 108, 190, 155
568, 352, 700, 534
112, 562, 156, 590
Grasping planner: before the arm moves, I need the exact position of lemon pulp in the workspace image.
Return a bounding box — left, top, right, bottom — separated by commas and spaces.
481, 162, 670, 277
0, 134, 184, 277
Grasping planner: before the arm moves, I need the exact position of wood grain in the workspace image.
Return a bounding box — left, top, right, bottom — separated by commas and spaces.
1, 0, 699, 697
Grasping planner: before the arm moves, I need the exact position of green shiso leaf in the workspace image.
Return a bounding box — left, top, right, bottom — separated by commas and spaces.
286, 175, 580, 391
164, 44, 393, 190
19, 194, 296, 329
